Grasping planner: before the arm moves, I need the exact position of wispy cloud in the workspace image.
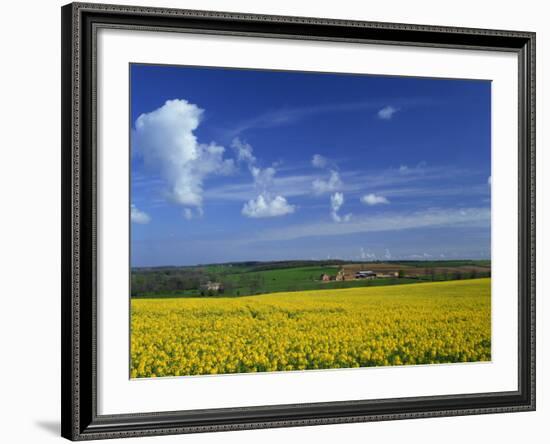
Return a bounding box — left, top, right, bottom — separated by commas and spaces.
183, 208, 193, 220
131, 204, 151, 224
131, 175, 164, 188
311, 154, 328, 169
373, 184, 489, 199
353, 163, 474, 191
232, 138, 256, 164
232, 138, 296, 218
225, 101, 378, 138
330, 192, 344, 214
361, 193, 390, 205
359, 247, 377, 260
182, 207, 203, 220
252, 207, 490, 242
311, 158, 354, 221
377, 105, 399, 120
224, 99, 426, 139
312, 170, 342, 194
204, 173, 318, 202
330, 192, 352, 222
205, 163, 488, 206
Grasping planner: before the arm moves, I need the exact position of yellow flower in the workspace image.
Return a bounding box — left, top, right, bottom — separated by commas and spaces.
130, 279, 491, 378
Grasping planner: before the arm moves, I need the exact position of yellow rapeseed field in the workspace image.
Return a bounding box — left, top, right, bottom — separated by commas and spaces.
131, 278, 491, 378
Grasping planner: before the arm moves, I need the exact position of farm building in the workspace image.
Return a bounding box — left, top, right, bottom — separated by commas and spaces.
379, 271, 399, 278
335, 270, 346, 281
320, 273, 332, 282
200, 281, 224, 293
355, 270, 377, 279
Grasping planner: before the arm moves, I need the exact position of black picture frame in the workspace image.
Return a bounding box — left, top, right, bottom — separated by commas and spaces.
61, 2, 536, 440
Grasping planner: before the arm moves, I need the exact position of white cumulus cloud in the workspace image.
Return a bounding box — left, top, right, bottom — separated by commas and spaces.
377, 105, 399, 120
361, 193, 390, 205
311, 154, 328, 168
242, 195, 295, 218
131, 204, 151, 224
133, 99, 234, 211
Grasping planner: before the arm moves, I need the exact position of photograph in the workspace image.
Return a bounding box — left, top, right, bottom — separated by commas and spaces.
129, 64, 492, 378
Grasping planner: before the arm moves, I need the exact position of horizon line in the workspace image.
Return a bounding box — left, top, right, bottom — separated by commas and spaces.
131, 257, 492, 269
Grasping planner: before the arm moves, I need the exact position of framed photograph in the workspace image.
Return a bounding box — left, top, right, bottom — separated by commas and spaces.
61, 2, 535, 440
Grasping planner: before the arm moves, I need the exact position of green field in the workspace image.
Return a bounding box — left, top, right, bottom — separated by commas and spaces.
131, 278, 491, 377
131, 260, 476, 298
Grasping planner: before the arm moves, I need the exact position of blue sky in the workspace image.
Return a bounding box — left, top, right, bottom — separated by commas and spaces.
130, 64, 491, 267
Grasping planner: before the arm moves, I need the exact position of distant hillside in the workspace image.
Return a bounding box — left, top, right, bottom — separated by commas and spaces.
131, 259, 491, 298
